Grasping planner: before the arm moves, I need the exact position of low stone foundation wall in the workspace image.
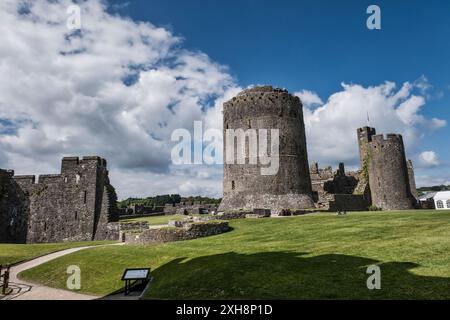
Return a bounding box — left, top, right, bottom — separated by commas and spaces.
118, 212, 164, 220
102, 222, 121, 241
278, 209, 318, 216
125, 220, 229, 244
215, 211, 252, 220
119, 221, 150, 231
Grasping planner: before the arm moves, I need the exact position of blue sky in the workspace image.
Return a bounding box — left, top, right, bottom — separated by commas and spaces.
109, 0, 450, 94
107, 0, 450, 184
1, 0, 449, 199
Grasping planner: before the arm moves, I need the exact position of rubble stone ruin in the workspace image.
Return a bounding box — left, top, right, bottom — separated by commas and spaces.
309, 162, 369, 211
0, 156, 119, 243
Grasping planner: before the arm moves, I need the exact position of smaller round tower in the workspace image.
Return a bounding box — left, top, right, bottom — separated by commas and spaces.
367, 134, 416, 210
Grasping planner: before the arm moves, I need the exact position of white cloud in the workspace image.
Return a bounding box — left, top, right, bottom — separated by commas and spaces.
295, 90, 323, 107
428, 118, 447, 130
415, 174, 450, 188
0, 0, 238, 198
110, 164, 224, 199
414, 75, 431, 94
0, 1, 446, 199
418, 151, 439, 167
302, 81, 446, 167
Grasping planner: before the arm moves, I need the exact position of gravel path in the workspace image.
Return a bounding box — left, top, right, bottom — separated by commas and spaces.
2, 243, 123, 300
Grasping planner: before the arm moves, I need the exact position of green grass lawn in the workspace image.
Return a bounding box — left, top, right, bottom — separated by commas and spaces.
121, 214, 211, 225
18, 210, 450, 299
0, 241, 115, 265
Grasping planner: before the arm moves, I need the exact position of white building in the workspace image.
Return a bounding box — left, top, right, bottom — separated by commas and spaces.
433, 191, 450, 210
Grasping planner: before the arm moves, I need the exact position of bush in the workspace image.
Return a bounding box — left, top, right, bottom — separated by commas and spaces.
368, 205, 382, 211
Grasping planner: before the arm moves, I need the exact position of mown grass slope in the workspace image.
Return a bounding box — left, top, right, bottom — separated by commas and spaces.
0, 241, 114, 265
19, 210, 450, 299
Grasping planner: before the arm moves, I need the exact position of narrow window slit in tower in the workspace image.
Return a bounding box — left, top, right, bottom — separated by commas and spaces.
84, 191, 87, 204
231, 181, 235, 190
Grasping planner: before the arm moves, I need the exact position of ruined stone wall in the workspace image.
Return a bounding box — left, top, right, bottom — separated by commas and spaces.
310, 162, 358, 196
328, 194, 369, 212
94, 164, 120, 241
407, 160, 418, 199
219, 86, 314, 213
101, 222, 121, 241
125, 221, 230, 244
368, 134, 416, 210
355, 127, 376, 198
164, 203, 218, 215
126, 204, 162, 215
214, 211, 251, 219
333, 164, 359, 194
23, 157, 100, 242
119, 221, 150, 231
0, 156, 119, 243
309, 162, 364, 211
0, 170, 30, 243
310, 163, 333, 194
357, 127, 376, 168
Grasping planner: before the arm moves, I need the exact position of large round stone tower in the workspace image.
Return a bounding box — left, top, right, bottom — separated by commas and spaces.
218, 86, 314, 213
367, 134, 416, 210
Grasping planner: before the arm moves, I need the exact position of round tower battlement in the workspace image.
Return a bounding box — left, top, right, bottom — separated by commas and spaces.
237, 86, 287, 95
370, 133, 403, 144
219, 86, 314, 213
224, 86, 302, 123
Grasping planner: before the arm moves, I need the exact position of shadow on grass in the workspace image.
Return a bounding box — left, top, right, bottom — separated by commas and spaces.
143, 251, 450, 299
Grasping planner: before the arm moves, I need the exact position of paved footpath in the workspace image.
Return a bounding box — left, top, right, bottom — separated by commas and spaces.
2, 243, 124, 300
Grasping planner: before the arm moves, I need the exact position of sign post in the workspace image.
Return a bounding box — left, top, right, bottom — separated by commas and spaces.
1, 265, 10, 295
121, 268, 152, 295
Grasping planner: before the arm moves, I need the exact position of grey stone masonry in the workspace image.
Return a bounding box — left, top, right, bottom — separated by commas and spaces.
0, 156, 119, 243
219, 86, 314, 213
357, 127, 417, 210
407, 159, 418, 199
367, 134, 417, 210
0, 169, 30, 243
125, 221, 230, 244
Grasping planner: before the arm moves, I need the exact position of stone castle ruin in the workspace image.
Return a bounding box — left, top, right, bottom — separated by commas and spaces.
218, 86, 315, 213
0, 86, 422, 244
0, 156, 119, 243
163, 202, 218, 215
309, 162, 369, 211
219, 86, 418, 213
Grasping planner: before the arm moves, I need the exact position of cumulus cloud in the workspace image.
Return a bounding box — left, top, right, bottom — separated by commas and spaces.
301, 81, 447, 168
295, 90, 323, 107
0, 1, 446, 199
418, 151, 439, 167
415, 174, 450, 188
0, 0, 239, 198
